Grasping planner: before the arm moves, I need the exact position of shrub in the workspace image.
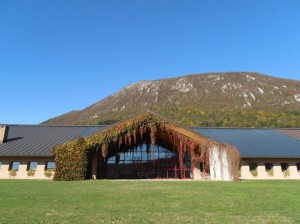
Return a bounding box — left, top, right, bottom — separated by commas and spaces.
267, 170, 273, 176
250, 170, 258, 177
27, 170, 35, 177
9, 170, 17, 176
283, 170, 290, 177
44, 170, 54, 178
52, 137, 88, 181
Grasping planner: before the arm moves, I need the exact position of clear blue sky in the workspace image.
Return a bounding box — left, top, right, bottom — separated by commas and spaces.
1, 1, 299, 124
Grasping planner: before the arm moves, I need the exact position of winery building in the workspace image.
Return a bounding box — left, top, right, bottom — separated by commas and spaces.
0, 112, 300, 180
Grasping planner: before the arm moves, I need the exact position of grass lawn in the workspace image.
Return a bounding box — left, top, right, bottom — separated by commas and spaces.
0, 180, 299, 224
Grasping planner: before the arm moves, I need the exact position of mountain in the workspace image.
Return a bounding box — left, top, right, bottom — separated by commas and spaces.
42, 72, 300, 127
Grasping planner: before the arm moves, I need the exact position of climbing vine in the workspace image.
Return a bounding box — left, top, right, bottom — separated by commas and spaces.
52, 137, 89, 180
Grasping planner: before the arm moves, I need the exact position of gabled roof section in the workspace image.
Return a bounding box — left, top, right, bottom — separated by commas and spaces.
85, 111, 208, 144
0, 125, 105, 157
0, 112, 210, 158
191, 128, 300, 158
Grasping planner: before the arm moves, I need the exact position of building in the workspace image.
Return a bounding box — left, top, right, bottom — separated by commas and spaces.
0, 112, 300, 180
0, 125, 104, 179
192, 128, 300, 179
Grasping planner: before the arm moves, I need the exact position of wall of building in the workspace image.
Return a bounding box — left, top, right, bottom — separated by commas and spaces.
240, 159, 300, 180
193, 163, 202, 180
193, 163, 210, 180
1, 156, 300, 180
0, 157, 55, 179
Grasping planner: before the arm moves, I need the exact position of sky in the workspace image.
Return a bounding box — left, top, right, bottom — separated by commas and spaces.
0, 1, 300, 124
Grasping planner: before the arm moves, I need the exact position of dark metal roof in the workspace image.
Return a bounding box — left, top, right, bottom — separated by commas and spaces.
0, 125, 105, 157
1, 124, 300, 159
191, 128, 300, 158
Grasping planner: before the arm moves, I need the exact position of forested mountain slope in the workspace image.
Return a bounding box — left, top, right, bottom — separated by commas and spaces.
43, 72, 300, 127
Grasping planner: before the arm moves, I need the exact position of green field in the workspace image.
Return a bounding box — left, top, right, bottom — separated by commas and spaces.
0, 180, 299, 224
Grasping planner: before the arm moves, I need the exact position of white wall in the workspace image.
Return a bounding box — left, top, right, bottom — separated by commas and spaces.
241, 159, 300, 180
0, 157, 55, 179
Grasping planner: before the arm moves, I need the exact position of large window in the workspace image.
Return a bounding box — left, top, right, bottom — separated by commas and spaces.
10, 161, 20, 171
105, 144, 192, 179
27, 162, 38, 171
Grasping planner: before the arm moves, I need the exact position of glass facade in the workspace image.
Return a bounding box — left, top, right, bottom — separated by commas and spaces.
105, 145, 192, 179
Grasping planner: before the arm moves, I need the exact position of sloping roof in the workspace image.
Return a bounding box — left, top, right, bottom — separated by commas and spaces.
1, 123, 300, 159
191, 128, 300, 159
0, 125, 105, 157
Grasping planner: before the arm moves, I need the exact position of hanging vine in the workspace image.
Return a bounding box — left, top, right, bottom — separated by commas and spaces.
102, 144, 108, 159
150, 124, 157, 153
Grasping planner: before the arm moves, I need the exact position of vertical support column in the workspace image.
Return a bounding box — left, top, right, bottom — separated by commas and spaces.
179, 142, 184, 179
240, 160, 253, 179
289, 163, 299, 178
272, 163, 283, 179
91, 151, 98, 179
103, 158, 108, 179
0, 125, 9, 144
191, 156, 195, 180
97, 153, 107, 179
193, 162, 202, 180
257, 162, 269, 179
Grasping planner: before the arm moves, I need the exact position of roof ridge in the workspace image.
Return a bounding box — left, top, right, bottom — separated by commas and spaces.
190, 127, 300, 130
0, 124, 107, 127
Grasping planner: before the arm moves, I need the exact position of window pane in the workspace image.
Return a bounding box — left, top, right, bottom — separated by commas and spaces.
281, 163, 289, 171
0, 162, 2, 168
46, 162, 56, 169
265, 163, 273, 171
107, 157, 115, 164
29, 162, 38, 170
185, 170, 192, 179
249, 163, 257, 171
297, 163, 300, 171
199, 162, 204, 172
11, 162, 20, 170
